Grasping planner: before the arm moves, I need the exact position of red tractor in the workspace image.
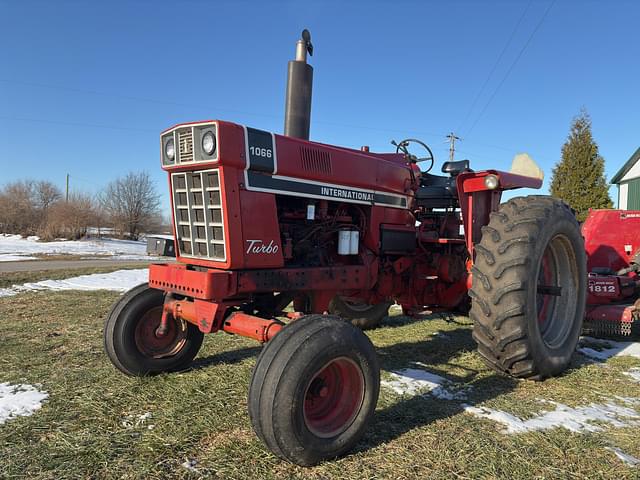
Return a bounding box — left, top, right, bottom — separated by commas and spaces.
104, 31, 587, 465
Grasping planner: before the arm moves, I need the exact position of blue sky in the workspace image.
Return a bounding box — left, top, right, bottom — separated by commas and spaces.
1, 0, 638, 213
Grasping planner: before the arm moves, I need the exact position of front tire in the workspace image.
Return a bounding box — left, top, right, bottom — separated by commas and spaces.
104, 283, 204, 376
470, 196, 586, 380
248, 314, 380, 466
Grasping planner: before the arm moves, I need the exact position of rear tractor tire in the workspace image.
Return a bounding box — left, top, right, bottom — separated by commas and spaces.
248, 314, 380, 466
470, 196, 586, 380
104, 283, 204, 376
328, 296, 392, 330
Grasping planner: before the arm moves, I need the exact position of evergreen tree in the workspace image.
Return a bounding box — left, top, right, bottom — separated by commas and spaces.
550, 109, 612, 221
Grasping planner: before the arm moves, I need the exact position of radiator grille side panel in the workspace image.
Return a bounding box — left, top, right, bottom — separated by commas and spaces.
177, 128, 194, 163
171, 169, 226, 262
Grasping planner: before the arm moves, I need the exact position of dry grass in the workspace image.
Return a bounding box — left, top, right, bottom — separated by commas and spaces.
1, 289, 640, 479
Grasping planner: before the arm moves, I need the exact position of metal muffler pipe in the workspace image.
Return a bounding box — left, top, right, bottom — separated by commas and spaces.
284, 29, 313, 140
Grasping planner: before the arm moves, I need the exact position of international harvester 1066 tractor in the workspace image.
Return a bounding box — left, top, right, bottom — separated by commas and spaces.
104, 31, 586, 465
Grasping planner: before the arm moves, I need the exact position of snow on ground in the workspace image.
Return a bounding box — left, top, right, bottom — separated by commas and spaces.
463, 398, 640, 434
0, 234, 152, 261
181, 459, 199, 473
122, 412, 155, 430
624, 368, 640, 382
382, 363, 469, 400
0, 383, 48, 425
578, 336, 640, 360
607, 447, 640, 467
0, 269, 149, 297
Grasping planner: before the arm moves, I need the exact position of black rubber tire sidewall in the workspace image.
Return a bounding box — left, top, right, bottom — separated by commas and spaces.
470, 196, 586, 380
248, 315, 380, 466
524, 215, 586, 377
104, 284, 204, 376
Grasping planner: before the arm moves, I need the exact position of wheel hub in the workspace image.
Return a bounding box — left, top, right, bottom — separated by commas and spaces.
535, 234, 578, 348
134, 306, 188, 359
303, 357, 365, 438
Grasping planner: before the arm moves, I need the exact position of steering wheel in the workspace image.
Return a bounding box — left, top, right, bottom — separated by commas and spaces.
392, 138, 435, 173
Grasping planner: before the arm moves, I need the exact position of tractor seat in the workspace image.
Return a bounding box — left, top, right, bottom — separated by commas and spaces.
441, 160, 470, 176
415, 161, 471, 209
415, 173, 458, 208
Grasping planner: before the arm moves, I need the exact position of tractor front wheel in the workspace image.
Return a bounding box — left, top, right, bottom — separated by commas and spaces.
104, 283, 204, 376
470, 196, 586, 380
248, 314, 380, 466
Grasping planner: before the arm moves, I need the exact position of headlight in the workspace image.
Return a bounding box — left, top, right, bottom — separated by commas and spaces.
165, 138, 175, 161
484, 174, 499, 190
202, 131, 216, 156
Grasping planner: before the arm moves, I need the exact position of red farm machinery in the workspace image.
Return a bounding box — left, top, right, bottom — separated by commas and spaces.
104, 31, 588, 465
582, 209, 640, 336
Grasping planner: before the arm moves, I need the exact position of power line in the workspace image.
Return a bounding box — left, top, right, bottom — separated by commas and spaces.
456, 0, 534, 133
0, 115, 156, 133
0, 78, 446, 140
0, 82, 538, 156
464, 0, 557, 138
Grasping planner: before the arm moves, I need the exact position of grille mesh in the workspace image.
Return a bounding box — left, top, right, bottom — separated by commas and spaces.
178, 129, 194, 163
300, 146, 332, 174
172, 169, 225, 261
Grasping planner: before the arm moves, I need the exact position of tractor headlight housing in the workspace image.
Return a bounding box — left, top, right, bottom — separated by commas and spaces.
164, 137, 175, 162
484, 174, 499, 190
202, 130, 216, 156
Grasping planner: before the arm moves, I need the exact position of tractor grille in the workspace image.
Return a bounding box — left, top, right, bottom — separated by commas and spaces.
171, 169, 226, 261
177, 128, 194, 163
300, 146, 332, 174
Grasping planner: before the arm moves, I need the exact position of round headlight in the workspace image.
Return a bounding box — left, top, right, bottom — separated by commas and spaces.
202, 131, 216, 156
165, 138, 175, 161
484, 174, 499, 190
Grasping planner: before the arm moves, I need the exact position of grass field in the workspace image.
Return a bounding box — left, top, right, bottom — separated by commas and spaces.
1, 277, 640, 479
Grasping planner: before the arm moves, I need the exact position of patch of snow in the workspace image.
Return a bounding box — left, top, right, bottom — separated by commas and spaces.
122, 411, 154, 429
578, 337, 640, 360
431, 332, 450, 339
607, 447, 640, 467
181, 459, 199, 472
0, 254, 38, 262
0, 383, 48, 425
382, 364, 468, 400
0, 233, 152, 261
624, 368, 640, 383
0, 269, 149, 297
464, 400, 640, 434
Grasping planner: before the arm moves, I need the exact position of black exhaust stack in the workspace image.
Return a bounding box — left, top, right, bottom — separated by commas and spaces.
284, 29, 313, 140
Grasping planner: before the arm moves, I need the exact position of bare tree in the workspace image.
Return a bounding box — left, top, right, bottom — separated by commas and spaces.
0, 180, 40, 235
40, 192, 97, 240
100, 172, 161, 240
34, 181, 62, 213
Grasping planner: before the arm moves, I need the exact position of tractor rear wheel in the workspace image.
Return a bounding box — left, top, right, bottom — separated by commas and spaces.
104, 283, 204, 376
470, 196, 586, 380
328, 296, 392, 330
248, 314, 380, 466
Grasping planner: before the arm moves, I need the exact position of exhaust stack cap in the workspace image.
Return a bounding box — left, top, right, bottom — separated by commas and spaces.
296, 29, 313, 62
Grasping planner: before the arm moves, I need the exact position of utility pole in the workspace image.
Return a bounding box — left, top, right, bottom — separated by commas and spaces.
446, 132, 461, 162
65, 174, 69, 202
